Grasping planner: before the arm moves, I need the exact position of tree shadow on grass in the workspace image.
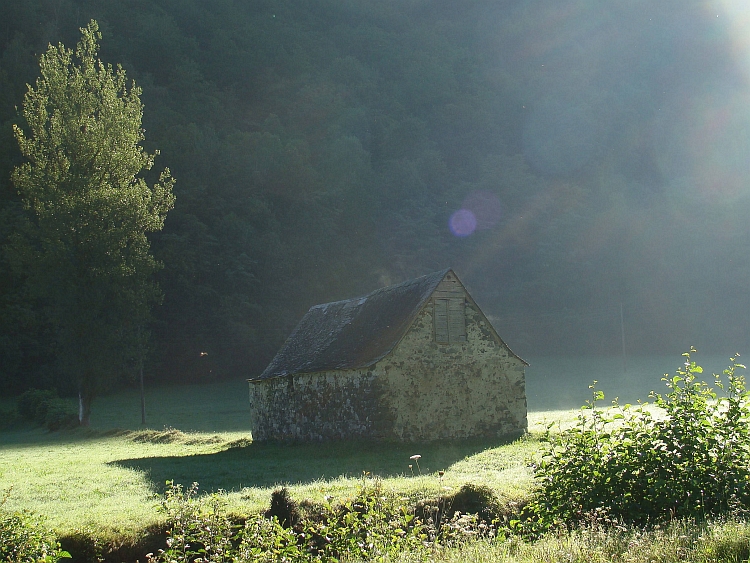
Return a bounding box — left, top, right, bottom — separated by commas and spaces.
110, 435, 521, 493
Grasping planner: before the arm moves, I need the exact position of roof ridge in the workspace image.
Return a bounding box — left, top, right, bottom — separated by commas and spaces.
311, 269, 451, 308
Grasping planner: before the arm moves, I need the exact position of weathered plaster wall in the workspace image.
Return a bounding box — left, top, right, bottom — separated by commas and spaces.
249, 291, 527, 442
374, 302, 527, 441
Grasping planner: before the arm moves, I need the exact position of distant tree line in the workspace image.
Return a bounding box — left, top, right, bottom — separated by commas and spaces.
2, 0, 748, 399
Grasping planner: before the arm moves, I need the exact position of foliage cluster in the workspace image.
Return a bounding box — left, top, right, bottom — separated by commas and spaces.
526, 351, 750, 531
149, 480, 499, 563
0, 491, 71, 563
4, 0, 738, 401
16, 388, 77, 431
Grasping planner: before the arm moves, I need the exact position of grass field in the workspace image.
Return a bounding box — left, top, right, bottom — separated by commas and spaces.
2, 354, 746, 561
0, 377, 572, 547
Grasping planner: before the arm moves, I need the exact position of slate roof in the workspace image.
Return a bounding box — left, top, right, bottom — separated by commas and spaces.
252, 269, 451, 380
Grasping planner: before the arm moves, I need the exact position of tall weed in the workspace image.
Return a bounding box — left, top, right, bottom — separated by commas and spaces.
149, 479, 496, 562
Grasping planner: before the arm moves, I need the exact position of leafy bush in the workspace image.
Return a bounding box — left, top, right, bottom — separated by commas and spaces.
153, 482, 234, 563
43, 400, 78, 432
526, 350, 750, 531
1, 491, 71, 562
16, 389, 77, 431
297, 480, 426, 560
17, 389, 57, 422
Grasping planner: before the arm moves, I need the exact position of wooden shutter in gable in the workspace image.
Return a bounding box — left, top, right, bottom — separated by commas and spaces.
434, 297, 465, 343
434, 299, 449, 343
448, 298, 466, 342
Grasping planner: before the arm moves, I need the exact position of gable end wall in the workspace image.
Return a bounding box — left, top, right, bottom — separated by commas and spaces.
374, 299, 527, 441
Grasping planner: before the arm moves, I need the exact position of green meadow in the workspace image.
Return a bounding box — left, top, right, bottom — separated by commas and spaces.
3, 375, 750, 562
0, 379, 554, 545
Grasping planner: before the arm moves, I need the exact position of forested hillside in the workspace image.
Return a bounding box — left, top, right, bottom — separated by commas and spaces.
2, 0, 748, 393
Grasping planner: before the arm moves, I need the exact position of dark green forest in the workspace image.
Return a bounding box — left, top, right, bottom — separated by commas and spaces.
2, 0, 749, 394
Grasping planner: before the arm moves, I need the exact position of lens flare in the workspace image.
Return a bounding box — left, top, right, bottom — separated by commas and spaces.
449, 209, 477, 237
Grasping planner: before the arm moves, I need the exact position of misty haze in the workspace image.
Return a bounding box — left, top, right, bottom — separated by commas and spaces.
2, 0, 749, 403
6, 2, 750, 559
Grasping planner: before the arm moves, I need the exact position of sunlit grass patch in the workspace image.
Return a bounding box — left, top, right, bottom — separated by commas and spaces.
0, 425, 539, 545
0, 428, 243, 543
0, 380, 634, 547
528, 408, 580, 432
4, 372, 750, 562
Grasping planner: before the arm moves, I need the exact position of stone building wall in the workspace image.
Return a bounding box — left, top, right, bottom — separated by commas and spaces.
248, 368, 385, 441
249, 294, 527, 442
375, 301, 527, 441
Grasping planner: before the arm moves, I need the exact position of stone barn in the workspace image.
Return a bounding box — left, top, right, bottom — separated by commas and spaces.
248, 269, 527, 442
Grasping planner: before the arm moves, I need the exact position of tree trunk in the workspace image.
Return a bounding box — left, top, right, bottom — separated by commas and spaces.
140, 361, 146, 425
79, 390, 93, 426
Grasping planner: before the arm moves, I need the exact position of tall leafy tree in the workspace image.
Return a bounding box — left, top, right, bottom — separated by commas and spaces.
9, 20, 175, 425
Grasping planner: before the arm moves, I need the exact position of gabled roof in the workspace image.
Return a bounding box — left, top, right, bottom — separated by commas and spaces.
253, 269, 450, 380
252, 268, 528, 381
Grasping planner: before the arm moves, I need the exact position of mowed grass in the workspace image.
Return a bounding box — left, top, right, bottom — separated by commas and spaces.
0, 378, 576, 545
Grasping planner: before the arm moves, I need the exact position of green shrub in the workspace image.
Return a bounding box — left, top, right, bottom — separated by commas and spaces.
17, 389, 56, 422
236, 516, 304, 562
525, 350, 750, 532
297, 479, 427, 561
156, 481, 234, 563
43, 400, 78, 431
1, 491, 71, 562
16, 389, 77, 431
